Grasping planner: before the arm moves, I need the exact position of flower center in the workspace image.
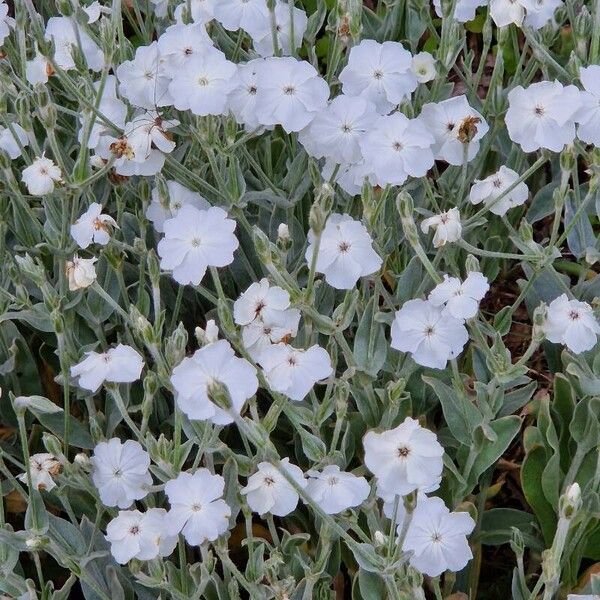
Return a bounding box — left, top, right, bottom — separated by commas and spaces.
190, 237, 201, 247
341, 123, 353, 133
255, 300, 266, 316
113, 468, 123, 478
191, 503, 202, 512
424, 325, 436, 337
338, 241, 351, 253
492, 177, 503, 188
373, 69, 383, 80
568, 310, 580, 320
287, 355, 298, 367
534, 105, 545, 117
248, 85, 258, 95
430, 531, 442, 543
264, 476, 275, 486
328, 476, 339, 486
392, 141, 404, 151
397, 446, 411, 458
129, 525, 140, 535
283, 85, 296, 95
184, 47, 192, 55
198, 77, 209, 86
446, 122, 455, 131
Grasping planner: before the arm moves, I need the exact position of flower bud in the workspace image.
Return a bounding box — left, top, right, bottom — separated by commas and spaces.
74, 453, 91, 470
560, 482, 582, 519
42, 433, 62, 457
465, 254, 480, 274
276, 223, 292, 252
252, 225, 274, 266
15, 254, 47, 287
165, 322, 188, 367
26, 536, 48, 550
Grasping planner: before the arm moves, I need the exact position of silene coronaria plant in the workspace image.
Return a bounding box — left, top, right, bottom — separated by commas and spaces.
0, 0, 600, 598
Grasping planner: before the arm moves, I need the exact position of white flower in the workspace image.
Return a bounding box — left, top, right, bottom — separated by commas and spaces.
0, 1, 14, 45
469, 166, 529, 216
91, 439, 152, 508
157, 205, 238, 285
45, 17, 104, 71
421, 208, 462, 248
116, 42, 173, 110
170, 339, 258, 425
259, 343, 333, 401
84, 1, 111, 23
70, 203, 117, 249
106, 508, 177, 564
298, 95, 377, 164
18, 453, 61, 491
490, 0, 525, 27
164, 469, 231, 545
214, 0, 269, 36
174, 0, 217, 25
506, 81, 581, 152
428, 272, 490, 320
242, 311, 301, 361
576, 65, 600, 146
250, 1, 308, 57
65, 256, 97, 291
402, 495, 475, 577
433, 0, 487, 21
322, 159, 373, 196
234, 279, 295, 326
228, 59, 265, 130
306, 213, 382, 289
95, 133, 166, 177
391, 299, 469, 369
0, 123, 29, 159
339, 39, 417, 114
124, 110, 179, 162
146, 180, 210, 233
412, 52, 436, 83
22, 156, 62, 196
543, 294, 600, 354
71, 344, 145, 392
306, 465, 370, 514
360, 112, 435, 187
363, 417, 444, 497
168, 48, 237, 116
241, 458, 307, 516
521, 0, 563, 29
420, 95, 489, 165
255, 57, 330, 133
156, 23, 212, 70
26, 51, 53, 85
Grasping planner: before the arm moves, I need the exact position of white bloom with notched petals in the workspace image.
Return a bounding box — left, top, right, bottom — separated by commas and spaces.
71, 344, 145, 392
306, 466, 370, 514
360, 113, 435, 186
363, 417, 444, 497
18, 453, 61, 492
157, 205, 238, 286
255, 57, 330, 133
432, 0, 486, 22
228, 59, 266, 130
490, 0, 525, 27
506, 81, 581, 152
521, 0, 562, 29
116, 42, 173, 110
164, 469, 231, 546
26, 51, 53, 85
339, 39, 417, 114
543, 294, 600, 354
241, 458, 307, 516
391, 299, 469, 369
169, 48, 237, 116
45, 16, 104, 71
421, 208, 462, 248
420, 96, 489, 165
412, 52, 436, 83
156, 23, 212, 70
22, 156, 62, 196
306, 214, 382, 290
170, 339, 258, 425
65, 256, 97, 291
234, 279, 293, 326
298, 95, 377, 164
124, 110, 179, 163
576, 65, 600, 146
250, 1, 308, 57
402, 494, 475, 577
106, 508, 177, 564
0, 123, 29, 159
70, 203, 117, 249
91, 439, 151, 508
214, 0, 269, 36
147, 180, 210, 233
428, 272, 490, 320
469, 166, 529, 216
259, 343, 333, 401
174, 0, 217, 25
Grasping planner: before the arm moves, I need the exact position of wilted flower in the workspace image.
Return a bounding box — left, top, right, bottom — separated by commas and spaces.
421, 208, 462, 248
70, 203, 117, 249
65, 256, 97, 291
18, 453, 61, 491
